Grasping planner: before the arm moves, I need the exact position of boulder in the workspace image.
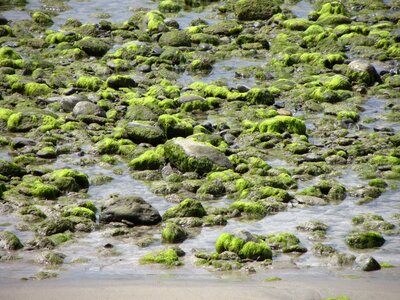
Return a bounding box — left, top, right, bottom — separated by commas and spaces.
100, 195, 161, 226
164, 138, 232, 174
0, 231, 23, 250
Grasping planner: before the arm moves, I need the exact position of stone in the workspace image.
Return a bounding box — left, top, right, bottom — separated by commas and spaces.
354, 254, 381, 271
100, 194, 161, 226
164, 138, 232, 174
234, 0, 281, 21
47, 94, 88, 112
72, 101, 106, 117
347, 60, 379, 86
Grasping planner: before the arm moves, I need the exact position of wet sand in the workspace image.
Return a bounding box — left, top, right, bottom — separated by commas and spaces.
1, 274, 400, 300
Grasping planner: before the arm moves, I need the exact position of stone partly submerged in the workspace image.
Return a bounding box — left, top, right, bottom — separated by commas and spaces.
164, 138, 232, 175
100, 194, 162, 226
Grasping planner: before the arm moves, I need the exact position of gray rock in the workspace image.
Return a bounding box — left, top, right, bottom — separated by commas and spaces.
47, 94, 88, 112
234, 230, 258, 243
0, 231, 23, 250
354, 254, 381, 271
164, 138, 232, 174
72, 101, 106, 117
178, 95, 206, 104
100, 194, 161, 226
125, 122, 166, 145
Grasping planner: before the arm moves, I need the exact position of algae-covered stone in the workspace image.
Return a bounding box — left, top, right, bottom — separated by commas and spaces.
259, 116, 306, 135
0, 159, 26, 178
0, 231, 23, 250
62, 207, 96, 221
25, 82, 52, 96
140, 248, 182, 266
106, 75, 136, 89
346, 231, 385, 249
234, 0, 281, 21
7, 112, 40, 132
346, 60, 379, 86
158, 114, 193, 139
204, 20, 243, 36
161, 223, 188, 243
48, 168, 89, 192
159, 0, 182, 13
143, 11, 167, 34
74, 37, 111, 57
100, 194, 161, 226
159, 30, 191, 47
239, 241, 272, 261
163, 198, 206, 219
129, 147, 165, 170
215, 232, 272, 261
246, 88, 274, 105
125, 122, 166, 146
31, 11, 53, 26
266, 232, 306, 253
352, 214, 394, 233
76, 77, 103, 92
40, 218, 75, 236
31, 181, 61, 199
164, 138, 232, 175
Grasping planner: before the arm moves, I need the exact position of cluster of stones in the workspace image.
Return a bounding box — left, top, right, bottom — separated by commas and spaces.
1, 0, 399, 275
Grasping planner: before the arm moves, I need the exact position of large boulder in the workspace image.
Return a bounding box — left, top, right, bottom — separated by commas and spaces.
234, 0, 281, 21
164, 138, 232, 174
100, 195, 162, 226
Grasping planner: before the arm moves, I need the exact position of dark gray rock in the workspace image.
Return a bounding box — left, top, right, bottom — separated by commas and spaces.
100, 195, 161, 226
354, 254, 381, 271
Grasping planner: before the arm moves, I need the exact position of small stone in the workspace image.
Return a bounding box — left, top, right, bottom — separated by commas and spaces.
354, 254, 381, 271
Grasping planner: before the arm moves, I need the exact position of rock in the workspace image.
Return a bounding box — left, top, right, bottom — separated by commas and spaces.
74, 37, 111, 57
0, 15, 8, 25
100, 194, 162, 226
11, 137, 36, 148
354, 254, 381, 271
178, 95, 206, 104
47, 94, 88, 112
125, 122, 166, 145
164, 137, 232, 174
0, 160, 26, 178
0, 231, 23, 250
161, 223, 188, 243
234, 230, 258, 243
234, 0, 281, 21
72, 101, 106, 117
163, 198, 206, 219
346, 231, 385, 249
159, 30, 191, 47
346, 60, 379, 86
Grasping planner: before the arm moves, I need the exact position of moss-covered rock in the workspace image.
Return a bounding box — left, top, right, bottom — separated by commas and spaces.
158, 114, 193, 139
266, 232, 306, 253
31, 181, 61, 199
161, 223, 188, 243
48, 169, 89, 192
163, 198, 206, 219
76, 76, 103, 92
159, 30, 191, 47
352, 214, 394, 233
140, 248, 182, 266
346, 231, 385, 249
7, 112, 40, 132
62, 207, 96, 221
31, 11, 53, 26
143, 11, 167, 34
246, 88, 274, 105
259, 116, 306, 135
129, 147, 165, 170
234, 0, 281, 21
106, 75, 136, 89
25, 82, 52, 96
204, 20, 243, 36
164, 138, 232, 175
124, 122, 166, 146
74, 37, 111, 57
159, 0, 182, 13
0, 231, 23, 250
39, 218, 75, 236
346, 60, 379, 86
0, 159, 26, 178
